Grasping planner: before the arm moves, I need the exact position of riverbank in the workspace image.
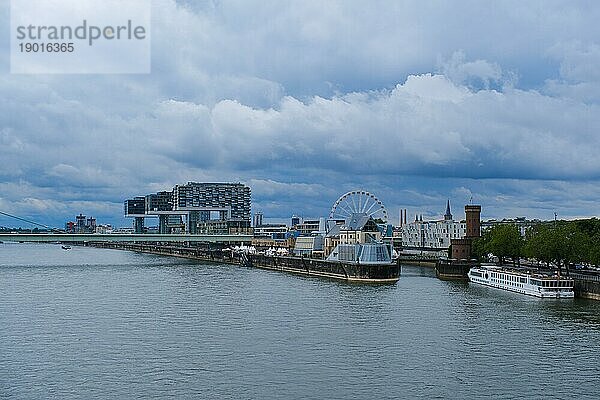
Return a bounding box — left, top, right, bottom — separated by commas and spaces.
87, 242, 400, 283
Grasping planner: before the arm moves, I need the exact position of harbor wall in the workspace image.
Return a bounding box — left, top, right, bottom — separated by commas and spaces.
249, 254, 400, 282
435, 259, 475, 281
571, 273, 600, 300
88, 242, 400, 283
398, 254, 438, 268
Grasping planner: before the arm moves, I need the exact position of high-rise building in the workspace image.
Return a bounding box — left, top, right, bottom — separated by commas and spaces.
75, 214, 86, 233
65, 221, 75, 233
86, 217, 96, 232
253, 211, 263, 227
291, 215, 301, 227
124, 197, 146, 216
125, 182, 252, 234
145, 191, 173, 213
173, 182, 251, 221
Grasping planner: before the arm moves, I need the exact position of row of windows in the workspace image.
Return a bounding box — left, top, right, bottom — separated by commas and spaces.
491, 278, 524, 288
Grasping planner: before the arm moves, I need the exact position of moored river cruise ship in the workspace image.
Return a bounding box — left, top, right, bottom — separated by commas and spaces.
468, 265, 574, 298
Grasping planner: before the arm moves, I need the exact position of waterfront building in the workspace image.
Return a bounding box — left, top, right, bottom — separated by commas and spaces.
86, 217, 96, 232
293, 235, 324, 258
252, 236, 296, 250
124, 182, 252, 234
65, 214, 97, 234
253, 212, 264, 228
293, 219, 321, 236
95, 224, 113, 234
173, 182, 251, 234
145, 191, 173, 213
324, 213, 383, 257
450, 205, 482, 260
197, 219, 250, 235
401, 201, 466, 250
112, 227, 135, 234
339, 214, 382, 245
64, 221, 75, 233
124, 197, 146, 216
76, 214, 86, 233
291, 215, 301, 227
254, 224, 288, 240
173, 182, 250, 220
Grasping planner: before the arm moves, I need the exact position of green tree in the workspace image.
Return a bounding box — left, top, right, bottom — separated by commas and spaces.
471, 235, 489, 262
525, 224, 556, 267
523, 219, 600, 271
486, 224, 523, 265
589, 234, 600, 267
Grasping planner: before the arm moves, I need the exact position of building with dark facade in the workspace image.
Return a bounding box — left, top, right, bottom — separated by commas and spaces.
145, 191, 173, 213
65, 214, 97, 233
124, 197, 147, 233
451, 205, 481, 260
124, 182, 252, 234
253, 211, 263, 228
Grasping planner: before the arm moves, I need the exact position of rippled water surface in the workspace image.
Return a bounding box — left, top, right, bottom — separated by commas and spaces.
1, 243, 600, 399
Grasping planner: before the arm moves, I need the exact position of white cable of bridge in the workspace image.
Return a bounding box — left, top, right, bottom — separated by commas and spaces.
0, 210, 62, 232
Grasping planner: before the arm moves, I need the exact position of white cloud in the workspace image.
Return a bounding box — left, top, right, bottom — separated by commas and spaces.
439, 51, 504, 89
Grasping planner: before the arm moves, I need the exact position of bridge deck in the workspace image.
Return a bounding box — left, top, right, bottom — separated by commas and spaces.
0, 233, 252, 244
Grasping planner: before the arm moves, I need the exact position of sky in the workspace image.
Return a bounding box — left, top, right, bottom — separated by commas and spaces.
1, 0, 600, 228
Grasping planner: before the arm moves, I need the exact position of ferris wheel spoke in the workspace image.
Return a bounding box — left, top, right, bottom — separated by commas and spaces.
367, 208, 383, 217
359, 197, 368, 212
350, 195, 358, 214
363, 201, 378, 215
332, 200, 352, 218
338, 203, 355, 217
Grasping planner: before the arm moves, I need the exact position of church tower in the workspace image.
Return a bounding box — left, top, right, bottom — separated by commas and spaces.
444, 199, 453, 221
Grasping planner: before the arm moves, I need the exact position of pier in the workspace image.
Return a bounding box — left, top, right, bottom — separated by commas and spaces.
85, 241, 400, 283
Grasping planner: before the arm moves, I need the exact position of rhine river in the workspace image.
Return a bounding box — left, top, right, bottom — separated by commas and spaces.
1, 243, 600, 399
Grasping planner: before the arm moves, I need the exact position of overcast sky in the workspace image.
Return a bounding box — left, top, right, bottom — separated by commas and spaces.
1, 0, 600, 228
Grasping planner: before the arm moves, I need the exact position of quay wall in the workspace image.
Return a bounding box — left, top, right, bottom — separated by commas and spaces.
435, 259, 474, 281
398, 255, 437, 268
88, 242, 400, 283
571, 273, 600, 300
250, 254, 400, 282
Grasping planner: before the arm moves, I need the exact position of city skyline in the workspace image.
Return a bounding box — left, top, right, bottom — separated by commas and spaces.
1, 1, 600, 228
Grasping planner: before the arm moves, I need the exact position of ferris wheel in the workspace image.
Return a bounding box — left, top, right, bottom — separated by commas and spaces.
329, 190, 388, 222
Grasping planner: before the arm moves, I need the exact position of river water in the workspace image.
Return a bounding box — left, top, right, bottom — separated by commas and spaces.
1, 243, 599, 399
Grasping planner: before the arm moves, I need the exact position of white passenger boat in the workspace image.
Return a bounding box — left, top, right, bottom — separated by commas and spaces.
468, 265, 574, 298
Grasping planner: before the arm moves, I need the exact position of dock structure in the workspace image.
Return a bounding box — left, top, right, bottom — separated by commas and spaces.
0, 234, 400, 283
0, 233, 252, 244
87, 242, 400, 283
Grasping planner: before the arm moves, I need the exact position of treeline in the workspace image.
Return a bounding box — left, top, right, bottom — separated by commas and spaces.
0, 227, 49, 233
472, 218, 600, 269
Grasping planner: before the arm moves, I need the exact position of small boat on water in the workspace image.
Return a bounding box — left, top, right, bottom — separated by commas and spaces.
468, 264, 574, 298
61, 245, 72, 250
